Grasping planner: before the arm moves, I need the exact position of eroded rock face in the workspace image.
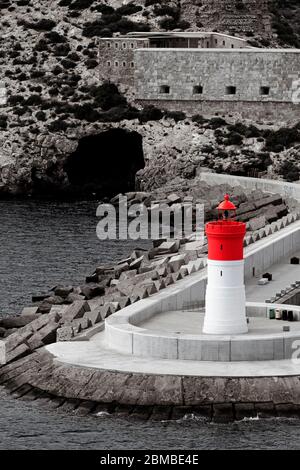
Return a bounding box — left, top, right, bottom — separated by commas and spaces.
181, 0, 272, 36
0, 0, 298, 196
64, 129, 145, 198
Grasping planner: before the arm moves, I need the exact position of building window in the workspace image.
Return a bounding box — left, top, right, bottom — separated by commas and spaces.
215, 39, 218, 45
193, 85, 203, 95
231, 44, 235, 48
123, 43, 126, 49
226, 86, 236, 95
160, 85, 170, 94
107, 42, 111, 48
130, 62, 134, 68
131, 43, 134, 49
206, 41, 209, 47
122, 61, 126, 67
223, 40, 225, 46
115, 43, 119, 49
260, 86, 270, 95
115, 61, 119, 67
107, 61, 111, 67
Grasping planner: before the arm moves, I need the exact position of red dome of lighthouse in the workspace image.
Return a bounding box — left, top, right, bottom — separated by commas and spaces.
217, 194, 236, 211
205, 195, 246, 261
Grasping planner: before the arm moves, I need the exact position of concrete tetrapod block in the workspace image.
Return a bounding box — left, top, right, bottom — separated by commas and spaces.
118, 297, 131, 309
142, 282, 158, 296
278, 219, 285, 230
27, 321, 59, 349
21, 307, 39, 316
183, 241, 205, 252
252, 232, 260, 242
62, 300, 90, 322
157, 241, 179, 254
244, 236, 252, 247
84, 310, 102, 326
57, 326, 75, 342
294, 212, 300, 221
165, 274, 175, 286
265, 225, 273, 237
120, 270, 137, 281
258, 228, 266, 239
282, 216, 289, 227
190, 258, 205, 272
270, 222, 279, 233
168, 254, 187, 273
179, 267, 189, 278
187, 262, 197, 274
157, 266, 169, 277
152, 257, 170, 269
4, 328, 33, 354
249, 216, 266, 232
5, 343, 30, 364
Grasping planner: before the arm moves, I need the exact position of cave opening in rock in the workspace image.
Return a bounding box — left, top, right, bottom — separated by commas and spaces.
64, 129, 145, 198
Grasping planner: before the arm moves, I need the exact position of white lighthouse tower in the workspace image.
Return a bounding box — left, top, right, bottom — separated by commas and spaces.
203, 194, 248, 335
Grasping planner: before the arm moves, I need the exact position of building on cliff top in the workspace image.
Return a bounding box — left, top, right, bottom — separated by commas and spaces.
98, 32, 300, 122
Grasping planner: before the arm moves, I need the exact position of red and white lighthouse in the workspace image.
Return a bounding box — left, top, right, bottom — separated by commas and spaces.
203, 194, 248, 335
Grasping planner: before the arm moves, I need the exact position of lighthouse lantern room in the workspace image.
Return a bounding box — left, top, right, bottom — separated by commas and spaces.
203, 194, 248, 335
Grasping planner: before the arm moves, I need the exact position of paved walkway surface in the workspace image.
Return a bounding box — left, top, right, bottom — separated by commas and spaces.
46, 332, 300, 378
139, 310, 300, 336
246, 250, 300, 302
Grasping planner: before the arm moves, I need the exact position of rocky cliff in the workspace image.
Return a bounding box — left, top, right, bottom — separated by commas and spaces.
0, 0, 299, 197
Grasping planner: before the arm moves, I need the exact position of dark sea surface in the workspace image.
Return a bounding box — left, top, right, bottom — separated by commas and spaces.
0, 199, 150, 315
0, 199, 300, 450
1, 386, 300, 450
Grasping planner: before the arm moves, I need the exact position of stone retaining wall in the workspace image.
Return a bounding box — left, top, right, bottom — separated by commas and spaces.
1, 349, 300, 421
200, 173, 300, 202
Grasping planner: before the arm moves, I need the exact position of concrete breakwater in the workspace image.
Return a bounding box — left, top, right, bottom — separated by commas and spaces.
1, 177, 300, 420
1, 348, 300, 423
0, 180, 293, 351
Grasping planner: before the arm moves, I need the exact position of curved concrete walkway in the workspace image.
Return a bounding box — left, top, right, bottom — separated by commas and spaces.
46, 331, 300, 378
